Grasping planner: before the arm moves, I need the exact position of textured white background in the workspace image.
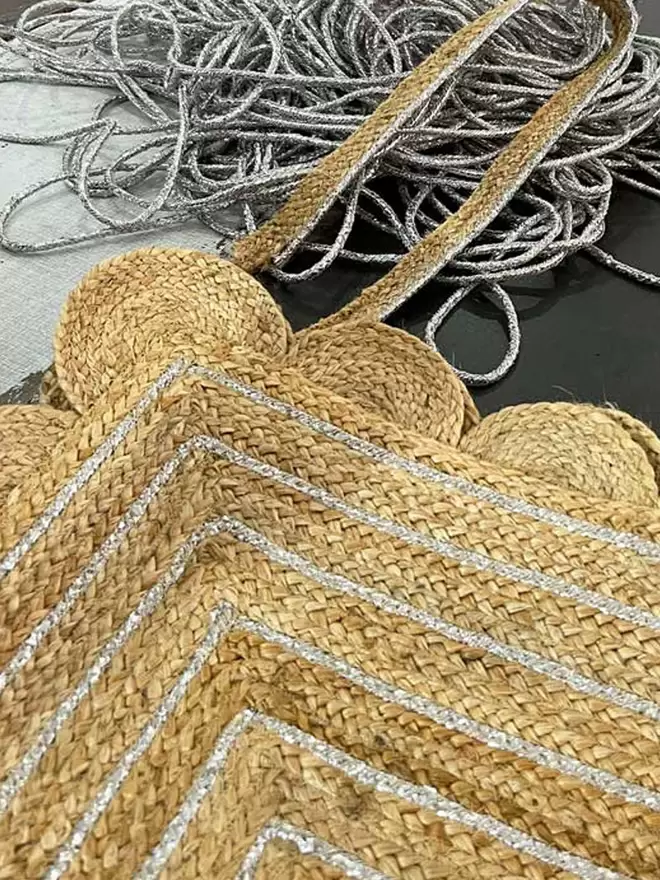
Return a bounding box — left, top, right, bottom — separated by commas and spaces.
0, 48, 218, 393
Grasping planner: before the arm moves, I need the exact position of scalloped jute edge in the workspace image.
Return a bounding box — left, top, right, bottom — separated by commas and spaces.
1, 246, 660, 879
0, 0, 655, 872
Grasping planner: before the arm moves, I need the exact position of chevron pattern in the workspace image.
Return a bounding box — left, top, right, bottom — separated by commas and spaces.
2, 346, 660, 880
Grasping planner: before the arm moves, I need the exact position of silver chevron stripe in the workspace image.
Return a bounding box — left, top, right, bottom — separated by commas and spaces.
6, 428, 660, 733
3, 358, 660, 591
137, 709, 632, 880
135, 709, 257, 880
35, 525, 660, 877
34, 557, 660, 876
191, 364, 660, 563
227, 519, 660, 724
42, 604, 236, 880
234, 613, 660, 813
0, 358, 188, 579
195, 434, 660, 634
0, 518, 236, 815
0, 440, 196, 696
235, 820, 394, 880
7, 439, 660, 815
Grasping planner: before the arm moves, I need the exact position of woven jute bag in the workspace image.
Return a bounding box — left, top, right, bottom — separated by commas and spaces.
4, 0, 660, 877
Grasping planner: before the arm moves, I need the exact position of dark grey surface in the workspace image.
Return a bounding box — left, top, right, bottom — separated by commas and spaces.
0, 0, 32, 23
2, 0, 660, 423
277, 0, 660, 429
273, 0, 660, 426
0, 371, 42, 405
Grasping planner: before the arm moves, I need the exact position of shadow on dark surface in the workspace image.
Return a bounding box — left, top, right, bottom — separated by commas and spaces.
0, 370, 42, 405
262, 182, 660, 430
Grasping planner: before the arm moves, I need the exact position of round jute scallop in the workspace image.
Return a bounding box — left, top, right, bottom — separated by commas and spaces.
601, 406, 660, 486
55, 247, 292, 412
284, 322, 478, 444
0, 404, 77, 505
3, 2, 660, 876
459, 401, 660, 506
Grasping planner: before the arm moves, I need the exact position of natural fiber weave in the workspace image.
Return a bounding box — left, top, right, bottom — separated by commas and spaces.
3, 1, 660, 877
233, 0, 636, 320
2, 243, 660, 879
0, 404, 76, 505
39, 367, 73, 412
459, 402, 660, 506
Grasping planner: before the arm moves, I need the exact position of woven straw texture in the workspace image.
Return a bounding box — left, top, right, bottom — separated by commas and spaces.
2, 245, 660, 880
2, 0, 660, 876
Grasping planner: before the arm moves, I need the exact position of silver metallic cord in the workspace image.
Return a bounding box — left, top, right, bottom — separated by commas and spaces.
424, 280, 521, 384
1, 0, 659, 383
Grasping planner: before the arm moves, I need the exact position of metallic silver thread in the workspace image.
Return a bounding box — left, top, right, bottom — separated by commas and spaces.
14, 509, 660, 834
5, 392, 660, 812
26, 509, 660, 875
6, 420, 660, 776
193, 363, 660, 563
42, 604, 236, 880
135, 709, 257, 880
227, 520, 660, 724
0, 509, 224, 815
234, 820, 399, 880
137, 706, 633, 880
3, 359, 660, 605
0, 0, 654, 382
195, 433, 660, 634
0, 441, 194, 695
3, 363, 660, 849
237, 610, 660, 813
3, 358, 656, 698
0, 358, 188, 580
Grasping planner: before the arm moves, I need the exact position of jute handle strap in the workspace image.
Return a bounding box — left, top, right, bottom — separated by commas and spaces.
233, 0, 636, 326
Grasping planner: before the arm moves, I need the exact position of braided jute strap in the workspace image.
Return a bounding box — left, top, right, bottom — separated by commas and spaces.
233, 0, 636, 325
6, 3, 660, 875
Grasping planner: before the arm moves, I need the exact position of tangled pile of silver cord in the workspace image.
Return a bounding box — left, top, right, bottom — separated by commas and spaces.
1, 0, 660, 383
